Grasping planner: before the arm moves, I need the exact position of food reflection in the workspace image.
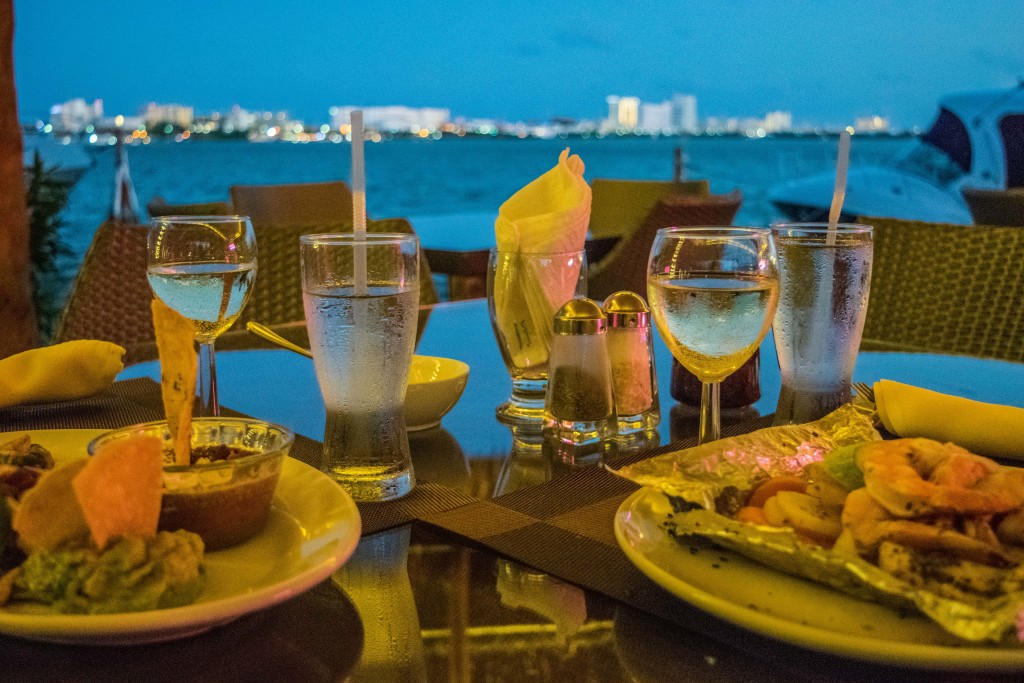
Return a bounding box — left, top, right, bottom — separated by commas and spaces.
497, 559, 587, 643
333, 527, 427, 683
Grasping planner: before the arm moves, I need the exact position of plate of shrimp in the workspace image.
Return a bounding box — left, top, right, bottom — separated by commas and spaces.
614, 434, 1024, 670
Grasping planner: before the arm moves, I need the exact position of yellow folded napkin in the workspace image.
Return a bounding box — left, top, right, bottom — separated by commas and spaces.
0, 341, 125, 409
875, 379, 1024, 459
493, 149, 592, 370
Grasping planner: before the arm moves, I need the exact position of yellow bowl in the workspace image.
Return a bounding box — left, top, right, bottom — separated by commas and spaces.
406, 355, 470, 431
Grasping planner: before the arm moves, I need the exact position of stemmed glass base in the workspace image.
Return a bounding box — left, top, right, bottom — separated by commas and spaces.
496, 378, 547, 425
197, 341, 219, 416
698, 381, 721, 445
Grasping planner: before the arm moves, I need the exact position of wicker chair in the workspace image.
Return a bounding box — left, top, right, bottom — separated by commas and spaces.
237, 218, 439, 331
961, 187, 1024, 227
54, 218, 438, 365
53, 221, 156, 364
587, 190, 742, 301
588, 178, 709, 240
147, 195, 233, 217
230, 181, 354, 228
858, 217, 1024, 361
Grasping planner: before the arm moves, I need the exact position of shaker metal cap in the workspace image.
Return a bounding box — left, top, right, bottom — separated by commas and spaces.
603, 291, 649, 328
553, 298, 606, 335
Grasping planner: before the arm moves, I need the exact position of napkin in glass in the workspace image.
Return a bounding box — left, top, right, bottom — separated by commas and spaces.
492, 149, 591, 369
875, 379, 1024, 459
0, 340, 125, 409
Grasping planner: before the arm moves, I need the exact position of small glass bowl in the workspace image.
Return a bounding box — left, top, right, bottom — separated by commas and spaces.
88, 418, 295, 550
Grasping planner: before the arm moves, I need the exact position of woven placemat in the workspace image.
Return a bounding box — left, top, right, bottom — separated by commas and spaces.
419, 416, 775, 630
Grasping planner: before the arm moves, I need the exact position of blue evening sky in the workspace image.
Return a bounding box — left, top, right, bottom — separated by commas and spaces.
13, 0, 1024, 128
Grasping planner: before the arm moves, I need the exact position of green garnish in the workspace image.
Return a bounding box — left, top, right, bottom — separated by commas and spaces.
823, 444, 866, 491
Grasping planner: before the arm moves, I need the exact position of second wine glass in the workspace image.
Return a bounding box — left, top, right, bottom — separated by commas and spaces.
647, 227, 778, 444
147, 215, 258, 416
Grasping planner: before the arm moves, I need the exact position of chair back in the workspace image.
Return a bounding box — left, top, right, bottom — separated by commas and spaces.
587, 190, 742, 301
53, 221, 156, 364
230, 181, 354, 227
147, 196, 233, 217
238, 218, 440, 330
589, 179, 709, 240
961, 187, 1024, 227
859, 217, 1024, 361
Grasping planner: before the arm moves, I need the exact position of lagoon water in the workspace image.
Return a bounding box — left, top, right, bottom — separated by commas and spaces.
58, 135, 906, 279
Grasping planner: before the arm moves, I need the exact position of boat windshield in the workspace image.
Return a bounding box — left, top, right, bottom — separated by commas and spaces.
892, 138, 967, 187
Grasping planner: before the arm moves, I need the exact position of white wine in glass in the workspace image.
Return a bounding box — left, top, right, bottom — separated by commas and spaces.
147, 216, 258, 416
647, 228, 778, 444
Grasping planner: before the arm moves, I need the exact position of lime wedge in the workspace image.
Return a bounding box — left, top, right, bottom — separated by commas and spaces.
822, 444, 866, 491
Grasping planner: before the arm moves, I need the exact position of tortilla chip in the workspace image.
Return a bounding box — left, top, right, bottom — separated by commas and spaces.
151, 299, 197, 466
0, 434, 30, 457
72, 436, 163, 550
12, 459, 90, 552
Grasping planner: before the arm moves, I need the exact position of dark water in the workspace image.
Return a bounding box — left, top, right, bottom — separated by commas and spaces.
57, 135, 906, 282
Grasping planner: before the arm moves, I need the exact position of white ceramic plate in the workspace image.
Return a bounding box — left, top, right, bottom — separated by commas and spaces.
615, 487, 1024, 671
0, 429, 361, 645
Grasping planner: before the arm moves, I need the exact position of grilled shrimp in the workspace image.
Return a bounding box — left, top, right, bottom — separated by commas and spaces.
856, 439, 1018, 518
841, 488, 1009, 566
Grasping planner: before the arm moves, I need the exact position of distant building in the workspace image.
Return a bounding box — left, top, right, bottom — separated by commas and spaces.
854, 115, 891, 133
222, 105, 260, 134
144, 102, 194, 129
672, 94, 698, 133
332, 106, 450, 133
640, 100, 673, 133
764, 110, 793, 133
49, 98, 103, 133
604, 95, 641, 131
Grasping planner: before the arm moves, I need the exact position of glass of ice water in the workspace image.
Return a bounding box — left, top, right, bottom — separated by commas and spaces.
647, 227, 779, 444
147, 215, 258, 416
300, 232, 420, 501
771, 223, 873, 424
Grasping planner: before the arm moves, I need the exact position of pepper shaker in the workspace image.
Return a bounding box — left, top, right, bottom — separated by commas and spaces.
543, 298, 617, 445
603, 291, 660, 435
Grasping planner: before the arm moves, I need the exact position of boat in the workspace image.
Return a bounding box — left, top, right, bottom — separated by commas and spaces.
22, 134, 94, 186
768, 83, 1024, 224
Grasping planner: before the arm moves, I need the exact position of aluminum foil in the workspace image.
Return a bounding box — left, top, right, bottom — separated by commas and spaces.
614, 405, 879, 510
612, 405, 1024, 643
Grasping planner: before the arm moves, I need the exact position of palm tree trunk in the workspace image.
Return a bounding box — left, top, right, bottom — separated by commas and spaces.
0, 0, 37, 355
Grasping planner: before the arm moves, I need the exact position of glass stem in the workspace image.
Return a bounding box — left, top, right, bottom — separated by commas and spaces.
698, 381, 721, 445
198, 341, 219, 416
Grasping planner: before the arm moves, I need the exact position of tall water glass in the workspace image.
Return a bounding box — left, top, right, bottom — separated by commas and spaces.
487, 249, 587, 424
771, 224, 872, 424
147, 215, 257, 416
301, 233, 419, 501
647, 228, 779, 444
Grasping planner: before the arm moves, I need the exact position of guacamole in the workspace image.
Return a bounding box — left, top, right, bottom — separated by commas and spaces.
12, 530, 204, 614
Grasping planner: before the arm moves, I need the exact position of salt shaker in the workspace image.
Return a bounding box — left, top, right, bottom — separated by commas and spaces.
603, 291, 660, 435
543, 298, 617, 445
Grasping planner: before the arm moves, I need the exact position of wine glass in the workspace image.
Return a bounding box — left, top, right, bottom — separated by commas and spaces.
147, 216, 258, 416
647, 227, 778, 444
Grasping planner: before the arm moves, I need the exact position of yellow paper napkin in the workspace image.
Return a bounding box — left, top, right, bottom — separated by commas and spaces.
495, 148, 591, 253
493, 149, 592, 370
0, 340, 125, 409
875, 379, 1024, 459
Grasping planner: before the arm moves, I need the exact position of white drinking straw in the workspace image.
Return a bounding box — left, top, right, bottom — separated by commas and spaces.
827, 130, 851, 246
350, 110, 368, 295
